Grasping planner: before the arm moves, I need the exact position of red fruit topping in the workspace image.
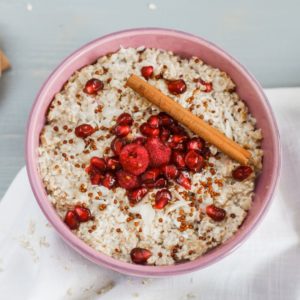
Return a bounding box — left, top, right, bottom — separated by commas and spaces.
158, 112, 174, 127
172, 151, 186, 170
127, 187, 148, 206
154, 189, 172, 209
119, 144, 149, 175
206, 204, 226, 221
176, 173, 191, 190
83, 78, 104, 95
116, 170, 140, 190
90, 173, 103, 185
101, 172, 117, 189
111, 137, 125, 156
167, 79, 187, 95
90, 157, 106, 172
232, 166, 253, 181
160, 127, 171, 142
116, 113, 133, 126
161, 164, 179, 180
185, 150, 204, 172
132, 136, 146, 145
169, 123, 187, 135
75, 124, 95, 138
170, 134, 188, 144
201, 147, 211, 159
186, 137, 204, 152
141, 66, 154, 80
141, 168, 161, 183
140, 123, 160, 137
130, 248, 152, 264
198, 79, 213, 93
64, 211, 79, 230
144, 177, 167, 189
145, 137, 171, 167
114, 124, 131, 137
74, 205, 91, 222
147, 115, 160, 128
105, 156, 121, 171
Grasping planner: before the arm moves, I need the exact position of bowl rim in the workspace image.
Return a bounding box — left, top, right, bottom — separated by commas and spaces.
25, 27, 281, 277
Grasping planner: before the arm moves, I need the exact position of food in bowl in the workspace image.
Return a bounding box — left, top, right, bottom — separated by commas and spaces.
38, 47, 263, 266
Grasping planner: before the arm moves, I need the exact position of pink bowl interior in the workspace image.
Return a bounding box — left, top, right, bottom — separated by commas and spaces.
26, 28, 280, 277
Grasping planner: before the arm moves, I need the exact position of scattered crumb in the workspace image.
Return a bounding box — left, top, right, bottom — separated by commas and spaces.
66, 288, 72, 296
186, 292, 196, 299
28, 219, 36, 235
132, 292, 139, 298
148, 3, 157, 10
26, 3, 32, 11
95, 281, 115, 295
18, 236, 39, 262
141, 278, 152, 285
39, 236, 50, 248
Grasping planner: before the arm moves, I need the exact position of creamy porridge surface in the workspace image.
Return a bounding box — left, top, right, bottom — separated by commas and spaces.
38, 47, 263, 265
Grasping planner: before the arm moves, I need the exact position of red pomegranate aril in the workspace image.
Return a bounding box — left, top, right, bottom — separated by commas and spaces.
116, 113, 133, 126
114, 124, 131, 137
158, 112, 174, 127
116, 170, 140, 190
141, 168, 161, 183
172, 151, 186, 170
64, 211, 79, 230
201, 147, 211, 159
154, 189, 172, 209
132, 136, 146, 145
141, 66, 154, 80
145, 137, 171, 167
186, 137, 204, 152
101, 172, 117, 189
161, 164, 179, 180
206, 204, 226, 221
176, 173, 191, 190
185, 150, 204, 172
170, 134, 188, 144
169, 123, 187, 135
111, 137, 125, 156
140, 123, 160, 137
167, 79, 187, 95
130, 248, 152, 264
160, 127, 171, 142
83, 78, 104, 95
198, 79, 213, 93
127, 187, 148, 206
145, 177, 167, 189
105, 156, 121, 171
147, 115, 160, 128
90, 157, 106, 172
75, 124, 95, 138
74, 205, 91, 222
90, 173, 103, 185
232, 166, 253, 181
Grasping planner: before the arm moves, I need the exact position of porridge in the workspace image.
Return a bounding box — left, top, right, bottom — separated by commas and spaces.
38, 47, 263, 265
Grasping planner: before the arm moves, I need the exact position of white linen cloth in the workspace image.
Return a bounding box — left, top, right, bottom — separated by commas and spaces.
0, 88, 300, 300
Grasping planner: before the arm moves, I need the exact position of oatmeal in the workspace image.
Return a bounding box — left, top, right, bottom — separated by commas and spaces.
38, 47, 263, 265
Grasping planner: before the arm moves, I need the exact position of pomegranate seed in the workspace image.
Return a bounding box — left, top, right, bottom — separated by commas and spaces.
141, 168, 161, 183
83, 78, 104, 95
132, 136, 146, 145
140, 123, 160, 137
206, 204, 226, 221
198, 79, 213, 92
160, 127, 171, 142
186, 137, 204, 152
201, 147, 211, 159
172, 151, 186, 170
105, 156, 121, 171
74, 205, 91, 222
169, 123, 187, 135
170, 134, 188, 144
145, 177, 167, 189
130, 248, 152, 264
90, 173, 103, 185
154, 189, 172, 209
158, 112, 174, 127
116, 113, 133, 126
127, 187, 148, 206
114, 124, 131, 137
167, 79, 187, 95
90, 157, 106, 172
101, 172, 117, 189
75, 124, 95, 138
232, 166, 253, 181
185, 150, 204, 172
111, 138, 125, 156
176, 173, 191, 190
64, 211, 79, 230
161, 164, 179, 180
85, 164, 92, 174
141, 66, 154, 80
147, 115, 160, 128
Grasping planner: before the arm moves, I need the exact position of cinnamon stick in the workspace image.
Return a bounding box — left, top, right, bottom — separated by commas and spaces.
126, 74, 251, 165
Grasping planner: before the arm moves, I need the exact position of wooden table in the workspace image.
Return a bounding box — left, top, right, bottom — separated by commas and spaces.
0, 0, 299, 198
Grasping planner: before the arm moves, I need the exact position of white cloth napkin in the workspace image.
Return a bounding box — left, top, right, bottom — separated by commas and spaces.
1, 88, 300, 300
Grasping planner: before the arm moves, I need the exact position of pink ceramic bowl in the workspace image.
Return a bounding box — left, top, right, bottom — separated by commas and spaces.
26, 28, 280, 277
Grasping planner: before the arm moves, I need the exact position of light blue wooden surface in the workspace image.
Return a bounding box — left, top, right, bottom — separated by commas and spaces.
0, 0, 299, 198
